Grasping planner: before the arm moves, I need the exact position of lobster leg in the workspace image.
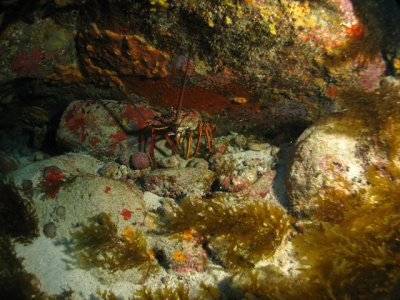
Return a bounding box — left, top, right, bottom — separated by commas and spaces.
186, 130, 194, 159
205, 123, 213, 150
193, 122, 203, 157
150, 128, 156, 167
165, 132, 180, 155
139, 133, 147, 152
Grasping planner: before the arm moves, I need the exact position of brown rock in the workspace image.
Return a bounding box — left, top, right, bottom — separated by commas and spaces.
77, 23, 170, 86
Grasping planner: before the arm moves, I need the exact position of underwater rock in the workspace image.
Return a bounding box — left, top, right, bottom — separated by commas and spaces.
286, 119, 368, 220
142, 167, 214, 198
7, 154, 145, 240
98, 161, 122, 180
5, 153, 101, 188
76, 23, 170, 86
130, 151, 152, 170
57, 99, 159, 159
158, 154, 187, 169
210, 145, 278, 197
0, 18, 77, 81
0, 151, 19, 176
43, 222, 57, 239
57, 100, 127, 159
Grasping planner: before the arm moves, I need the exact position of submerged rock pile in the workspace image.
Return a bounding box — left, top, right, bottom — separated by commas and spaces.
1, 0, 400, 299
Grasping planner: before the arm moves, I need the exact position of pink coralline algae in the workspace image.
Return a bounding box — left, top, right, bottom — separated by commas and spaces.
239, 172, 276, 199
64, 105, 89, 142
172, 250, 207, 274
220, 175, 251, 193
41, 166, 65, 199
130, 152, 151, 170
109, 130, 127, 144
357, 56, 386, 90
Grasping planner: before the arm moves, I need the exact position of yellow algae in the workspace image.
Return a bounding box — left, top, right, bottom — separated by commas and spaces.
232, 96, 248, 104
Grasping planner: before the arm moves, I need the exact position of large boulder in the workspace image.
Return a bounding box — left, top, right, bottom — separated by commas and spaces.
286, 119, 369, 219
5, 153, 146, 240
57, 100, 157, 159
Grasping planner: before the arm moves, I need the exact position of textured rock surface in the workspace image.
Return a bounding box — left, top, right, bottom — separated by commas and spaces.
77, 23, 170, 86
57, 99, 159, 159
0, 0, 399, 298
142, 167, 214, 198
0, 18, 76, 81
6, 153, 145, 240
210, 134, 279, 200
286, 120, 368, 219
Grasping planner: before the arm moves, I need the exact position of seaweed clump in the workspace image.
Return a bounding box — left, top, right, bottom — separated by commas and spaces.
0, 184, 73, 298
72, 213, 155, 272
0, 184, 39, 243
233, 162, 400, 299
292, 163, 400, 299
163, 196, 291, 268
324, 84, 400, 140
0, 238, 44, 299
232, 265, 312, 300
133, 282, 221, 300
133, 283, 190, 300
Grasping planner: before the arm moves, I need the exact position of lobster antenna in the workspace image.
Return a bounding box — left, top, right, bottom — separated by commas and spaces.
175, 43, 193, 122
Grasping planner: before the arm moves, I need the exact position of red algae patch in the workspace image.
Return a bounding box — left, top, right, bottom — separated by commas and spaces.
123, 76, 260, 115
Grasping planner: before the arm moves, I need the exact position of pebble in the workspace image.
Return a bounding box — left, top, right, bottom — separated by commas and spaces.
55, 206, 66, 219
43, 222, 57, 238
98, 161, 122, 179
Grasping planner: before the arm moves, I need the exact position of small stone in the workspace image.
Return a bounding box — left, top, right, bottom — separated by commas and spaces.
33, 151, 48, 161
21, 179, 33, 191
234, 135, 247, 148
98, 161, 122, 179
119, 164, 129, 177
43, 222, 57, 238
55, 206, 66, 218
247, 142, 271, 151
0, 151, 18, 175
159, 155, 186, 169
130, 152, 151, 170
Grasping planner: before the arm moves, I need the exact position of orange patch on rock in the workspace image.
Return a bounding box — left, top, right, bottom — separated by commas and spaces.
47, 64, 85, 84
120, 208, 132, 220
77, 23, 169, 87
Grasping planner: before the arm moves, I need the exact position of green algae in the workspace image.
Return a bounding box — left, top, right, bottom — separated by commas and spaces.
99, 282, 222, 300
322, 84, 400, 165
162, 196, 290, 269
233, 160, 400, 299
43, 29, 69, 52
292, 164, 400, 299
133, 283, 190, 300
229, 82, 400, 298
72, 213, 156, 272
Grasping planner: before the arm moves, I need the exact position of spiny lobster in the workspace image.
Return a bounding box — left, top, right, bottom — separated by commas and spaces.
102, 48, 216, 166
140, 52, 215, 163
